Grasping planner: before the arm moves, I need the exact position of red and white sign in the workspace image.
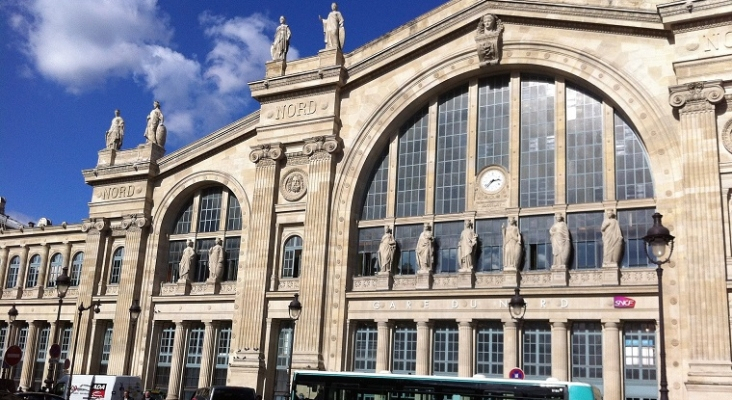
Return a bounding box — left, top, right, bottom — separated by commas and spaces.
90, 383, 107, 399
508, 367, 525, 380
3, 345, 23, 367
614, 296, 636, 308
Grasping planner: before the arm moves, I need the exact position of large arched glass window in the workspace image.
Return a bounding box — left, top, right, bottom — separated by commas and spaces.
47, 253, 63, 287
167, 186, 242, 283
70, 252, 84, 286
6, 256, 20, 288
26, 255, 41, 288
109, 247, 124, 284
281, 236, 303, 279
357, 73, 655, 276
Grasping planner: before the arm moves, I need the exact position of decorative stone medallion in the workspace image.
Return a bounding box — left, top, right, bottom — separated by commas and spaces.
722, 118, 732, 155
281, 169, 308, 201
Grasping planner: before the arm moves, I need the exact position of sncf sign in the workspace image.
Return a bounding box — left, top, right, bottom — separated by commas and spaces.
614, 296, 636, 308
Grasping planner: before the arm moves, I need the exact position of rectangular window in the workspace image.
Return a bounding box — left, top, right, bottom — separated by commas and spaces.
198, 188, 222, 232
624, 322, 657, 400
99, 325, 113, 374
435, 86, 468, 215
214, 325, 232, 386
226, 194, 242, 231
155, 326, 175, 391
394, 225, 422, 275
195, 239, 216, 282
520, 216, 554, 271
183, 327, 205, 400
433, 323, 459, 376
167, 240, 186, 283
396, 108, 428, 217
477, 75, 511, 171
571, 322, 603, 392
392, 323, 417, 375
361, 152, 389, 220
523, 322, 551, 379
0, 326, 6, 358
223, 237, 240, 281
434, 222, 463, 273
274, 323, 294, 400
476, 322, 503, 377
353, 323, 377, 372
357, 228, 382, 276
568, 212, 603, 269
615, 114, 654, 200
566, 85, 604, 204
619, 209, 655, 268
475, 219, 505, 272
520, 75, 556, 208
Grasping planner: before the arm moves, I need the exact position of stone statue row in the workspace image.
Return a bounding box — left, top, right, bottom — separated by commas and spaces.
177, 238, 225, 284
104, 100, 167, 151
377, 209, 624, 274
270, 3, 345, 61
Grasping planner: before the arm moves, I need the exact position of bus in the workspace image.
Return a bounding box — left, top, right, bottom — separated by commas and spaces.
290, 371, 602, 400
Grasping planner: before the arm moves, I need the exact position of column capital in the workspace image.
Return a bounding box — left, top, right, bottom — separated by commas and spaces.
249, 143, 285, 164
303, 135, 341, 159
669, 80, 724, 113
81, 218, 108, 234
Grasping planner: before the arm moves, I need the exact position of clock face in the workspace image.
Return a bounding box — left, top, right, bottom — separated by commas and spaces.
479, 168, 506, 194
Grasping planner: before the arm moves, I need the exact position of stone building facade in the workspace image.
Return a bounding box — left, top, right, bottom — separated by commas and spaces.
1, 1, 732, 400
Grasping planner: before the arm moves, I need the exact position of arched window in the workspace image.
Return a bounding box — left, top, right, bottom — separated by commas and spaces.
167, 187, 242, 283
47, 253, 63, 287
109, 247, 124, 284
5, 256, 20, 289
358, 73, 655, 276
70, 252, 84, 286
25, 255, 41, 288
282, 236, 303, 279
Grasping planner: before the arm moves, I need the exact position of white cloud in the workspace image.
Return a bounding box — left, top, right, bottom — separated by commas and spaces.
6, 0, 299, 144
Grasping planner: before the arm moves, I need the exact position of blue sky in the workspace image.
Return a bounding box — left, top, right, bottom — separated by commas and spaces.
0, 0, 447, 226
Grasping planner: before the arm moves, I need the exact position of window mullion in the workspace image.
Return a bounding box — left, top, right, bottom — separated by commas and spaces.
508, 72, 521, 208
467, 79, 479, 212
386, 131, 399, 219
602, 102, 616, 201
555, 77, 567, 205
425, 99, 438, 216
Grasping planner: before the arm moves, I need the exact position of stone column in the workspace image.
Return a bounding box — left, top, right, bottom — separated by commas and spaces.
19, 321, 40, 391
73, 219, 108, 372
458, 320, 473, 377
602, 320, 621, 400
294, 136, 341, 369
15, 245, 29, 290
375, 320, 391, 373
166, 321, 189, 400
415, 320, 431, 375
0, 246, 8, 297
108, 216, 149, 375
503, 320, 518, 377
550, 320, 568, 380
230, 144, 283, 386
37, 244, 50, 289
669, 81, 732, 386
198, 321, 217, 387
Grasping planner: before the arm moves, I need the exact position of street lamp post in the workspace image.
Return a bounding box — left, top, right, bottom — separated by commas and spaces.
508, 287, 527, 370
3, 305, 19, 379
286, 294, 302, 400
643, 212, 674, 400
45, 267, 71, 392
65, 300, 101, 400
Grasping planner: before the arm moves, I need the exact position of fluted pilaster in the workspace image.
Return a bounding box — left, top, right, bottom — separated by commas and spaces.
198, 321, 218, 386
503, 320, 518, 377
669, 81, 732, 373
19, 321, 40, 391
294, 136, 340, 368
0, 246, 8, 296
550, 320, 568, 380
166, 321, 190, 400
602, 321, 621, 400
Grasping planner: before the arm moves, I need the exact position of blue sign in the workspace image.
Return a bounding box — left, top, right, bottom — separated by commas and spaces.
509, 367, 525, 380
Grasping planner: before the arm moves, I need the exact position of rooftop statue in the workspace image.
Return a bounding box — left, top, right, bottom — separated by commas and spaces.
319, 3, 345, 50
105, 109, 125, 150
271, 16, 291, 61
144, 100, 167, 147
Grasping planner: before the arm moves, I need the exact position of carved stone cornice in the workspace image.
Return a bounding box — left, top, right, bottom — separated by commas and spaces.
669, 80, 725, 113
303, 136, 341, 160
249, 143, 285, 165
81, 218, 108, 234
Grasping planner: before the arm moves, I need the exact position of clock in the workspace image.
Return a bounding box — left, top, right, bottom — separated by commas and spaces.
478, 166, 507, 194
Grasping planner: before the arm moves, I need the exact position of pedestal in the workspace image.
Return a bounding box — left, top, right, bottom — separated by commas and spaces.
457, 270, 474, 288
601, 263, 620, 285
318, 48, 344, 67
265, 60, 287, 78
375, 273, 392, 290
550, 265, 568, 287
175, 279, 191, 295
415, 270, 432, 290
97, 148, 117, 166
502, 268, 520, 288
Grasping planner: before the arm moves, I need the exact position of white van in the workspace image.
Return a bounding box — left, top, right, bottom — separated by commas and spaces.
55, 375, 144, 400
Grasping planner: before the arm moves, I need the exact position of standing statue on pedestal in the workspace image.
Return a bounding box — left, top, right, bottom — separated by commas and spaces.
271, 16, 291, 61
105, 109, 125, 150
319, 3, 345, 50
549, 213, 571, 267
416, 223, 434, 272
144, 100, 167, 147
207, 238, 225, 283
378, 225, 396, 274
178, 240, 195, 282
502, 217, 523, 270
458, 220, 478, 271
601, 209, 623, 265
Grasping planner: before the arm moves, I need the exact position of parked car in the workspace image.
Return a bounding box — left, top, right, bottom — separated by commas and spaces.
191, 386, 256, 400
14, 392, 64, 400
